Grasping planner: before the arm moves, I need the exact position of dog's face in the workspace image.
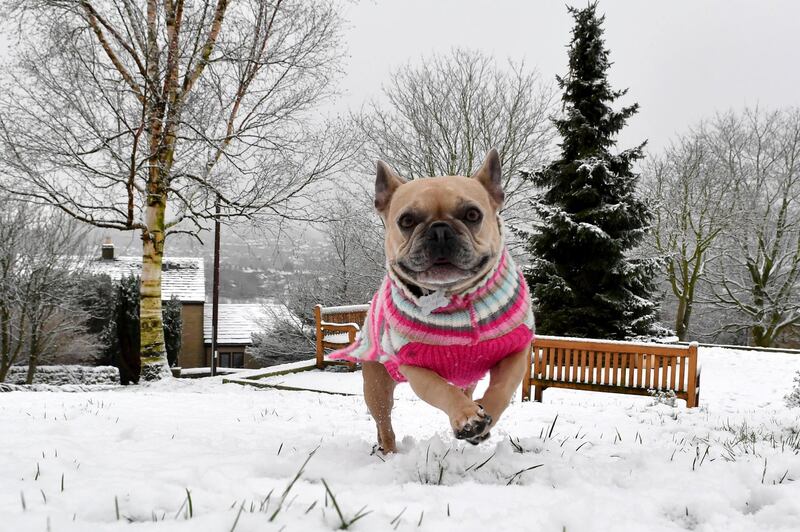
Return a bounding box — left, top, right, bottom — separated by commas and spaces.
374, 149, 505, 293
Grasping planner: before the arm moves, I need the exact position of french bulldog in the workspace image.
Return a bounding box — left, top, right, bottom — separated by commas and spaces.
332, 149, 534, 453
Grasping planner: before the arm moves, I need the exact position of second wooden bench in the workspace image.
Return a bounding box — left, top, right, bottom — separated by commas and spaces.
522, 336, 701, 407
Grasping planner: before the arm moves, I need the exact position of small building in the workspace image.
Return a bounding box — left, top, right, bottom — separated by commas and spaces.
88, 243, 207, 368
203, 303, 285, 368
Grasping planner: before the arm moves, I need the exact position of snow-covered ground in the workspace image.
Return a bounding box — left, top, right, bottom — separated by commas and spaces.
2, 347, 800, 532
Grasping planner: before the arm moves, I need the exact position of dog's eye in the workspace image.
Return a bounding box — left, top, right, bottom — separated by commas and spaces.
463, 208, 482, 224
398, 213, 416, 229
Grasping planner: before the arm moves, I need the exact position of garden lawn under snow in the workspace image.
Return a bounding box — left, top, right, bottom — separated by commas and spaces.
2, 348, 800, 532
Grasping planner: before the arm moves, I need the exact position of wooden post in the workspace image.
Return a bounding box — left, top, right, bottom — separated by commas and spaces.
534, 385, 544, 403
686, 342, 699, 408
314, 305, 324, 369
210, 195, 221, 377
347, 327, 357, 371
522, 344, 533, 401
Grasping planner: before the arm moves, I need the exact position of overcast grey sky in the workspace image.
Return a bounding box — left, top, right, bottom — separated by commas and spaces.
335, 0, 800, 151
1, 0, 797, 152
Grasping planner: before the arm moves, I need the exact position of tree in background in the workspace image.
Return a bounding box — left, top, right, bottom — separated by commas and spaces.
320, 192, 385, 305
705, 108, 800, 347
644, 124, 740, 341
162, 297, 182, 368
250, 191, 386, 367
523, 3, 659, 339
0, 0, 356, 380
0, 200, 95, 382
357, 48, 556, 229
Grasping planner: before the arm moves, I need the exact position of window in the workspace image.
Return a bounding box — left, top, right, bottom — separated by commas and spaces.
217, 351, 245, 369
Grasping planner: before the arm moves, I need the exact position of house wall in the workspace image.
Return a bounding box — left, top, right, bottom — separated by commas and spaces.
179, 303, 206, 368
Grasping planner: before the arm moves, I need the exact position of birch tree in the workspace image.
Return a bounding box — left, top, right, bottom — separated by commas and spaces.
0, 0, 355, 379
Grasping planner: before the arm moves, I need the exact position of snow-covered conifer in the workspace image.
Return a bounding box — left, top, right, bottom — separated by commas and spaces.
522, 2, 659, 339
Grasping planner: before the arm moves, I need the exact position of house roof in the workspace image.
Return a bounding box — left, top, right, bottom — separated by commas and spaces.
203, 303, 289, 346
88, 256, 206, 303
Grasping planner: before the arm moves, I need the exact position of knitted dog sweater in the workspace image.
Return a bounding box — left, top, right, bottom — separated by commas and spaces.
329, 247, 535, 387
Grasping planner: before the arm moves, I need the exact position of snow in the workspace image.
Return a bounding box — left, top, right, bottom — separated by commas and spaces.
88, 256, 206, 303
2, 347, 800, 531
203, 303, 291, 345
319, 304, 370, 315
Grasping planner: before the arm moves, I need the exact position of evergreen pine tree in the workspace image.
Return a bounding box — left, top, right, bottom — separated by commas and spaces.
523, 2, 659, 339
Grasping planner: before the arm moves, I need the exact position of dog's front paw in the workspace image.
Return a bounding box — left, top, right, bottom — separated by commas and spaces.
451, 403, 492, 441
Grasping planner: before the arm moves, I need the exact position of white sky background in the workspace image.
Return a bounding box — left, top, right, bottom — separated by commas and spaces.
1, 1, 798, 153
335, 0, 800, 152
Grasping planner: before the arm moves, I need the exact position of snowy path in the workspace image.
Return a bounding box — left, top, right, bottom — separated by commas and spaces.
1, 347, 800, 531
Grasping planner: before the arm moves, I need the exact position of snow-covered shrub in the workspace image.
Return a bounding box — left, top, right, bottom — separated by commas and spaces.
4, 365, 119, 386
649, 389, 677, 407
786, 371, 800, 408
248, 313, 316, 367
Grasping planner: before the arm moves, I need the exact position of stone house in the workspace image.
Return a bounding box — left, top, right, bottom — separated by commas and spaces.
89, 243, 281, 369
88, 242, 206, 367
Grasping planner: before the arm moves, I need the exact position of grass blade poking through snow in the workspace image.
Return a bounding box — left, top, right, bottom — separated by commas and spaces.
230, 503, 244, 532
268, 448, 318, 522
321, 478, 372, 529
548, 414, 559, 439
506, 464, 544, 485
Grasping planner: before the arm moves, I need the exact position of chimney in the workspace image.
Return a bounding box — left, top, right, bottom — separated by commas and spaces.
101, 237, 115, 260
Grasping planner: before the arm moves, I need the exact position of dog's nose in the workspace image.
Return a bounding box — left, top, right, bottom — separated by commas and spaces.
427, 222, 456, 261
427, 222, 455, 244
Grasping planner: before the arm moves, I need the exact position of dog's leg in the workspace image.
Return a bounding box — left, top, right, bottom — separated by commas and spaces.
398, 364, 491, 440
461, 384, 476, 399
362, 361, 397, 454
475, 346, 530, 434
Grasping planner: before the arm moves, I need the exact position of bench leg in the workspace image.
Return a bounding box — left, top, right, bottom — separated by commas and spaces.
533, 386, 544, 403
685, 389, 700, 408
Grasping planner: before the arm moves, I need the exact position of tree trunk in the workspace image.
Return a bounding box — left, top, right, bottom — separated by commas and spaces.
139, 197, 171, 380
674, 297, 687, 341
751, 326, 774, 348
0, 306, 9, 382
675, 298, 694, 342
25, 332, 39, 385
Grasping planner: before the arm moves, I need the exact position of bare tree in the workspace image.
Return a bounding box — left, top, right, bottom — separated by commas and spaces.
0, 199, 91, 382
644, 124, 741, 341
356, 48, 557, 228
0, 0, 356, 379
705, 108, 800, 347
322, 191, 385, 304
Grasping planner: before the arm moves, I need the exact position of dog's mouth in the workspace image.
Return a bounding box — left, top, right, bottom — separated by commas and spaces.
396, 254, 492, 287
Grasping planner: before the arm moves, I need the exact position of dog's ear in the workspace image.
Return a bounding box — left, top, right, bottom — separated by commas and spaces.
472, 148, 504, 206
374, 160, 406, 213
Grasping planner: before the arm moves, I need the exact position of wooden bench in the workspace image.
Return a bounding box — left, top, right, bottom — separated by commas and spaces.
522, 336, 701, 407
313, 304, 369, 369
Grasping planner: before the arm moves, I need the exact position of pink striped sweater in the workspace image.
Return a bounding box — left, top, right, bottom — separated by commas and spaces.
330, 248, 535, 387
